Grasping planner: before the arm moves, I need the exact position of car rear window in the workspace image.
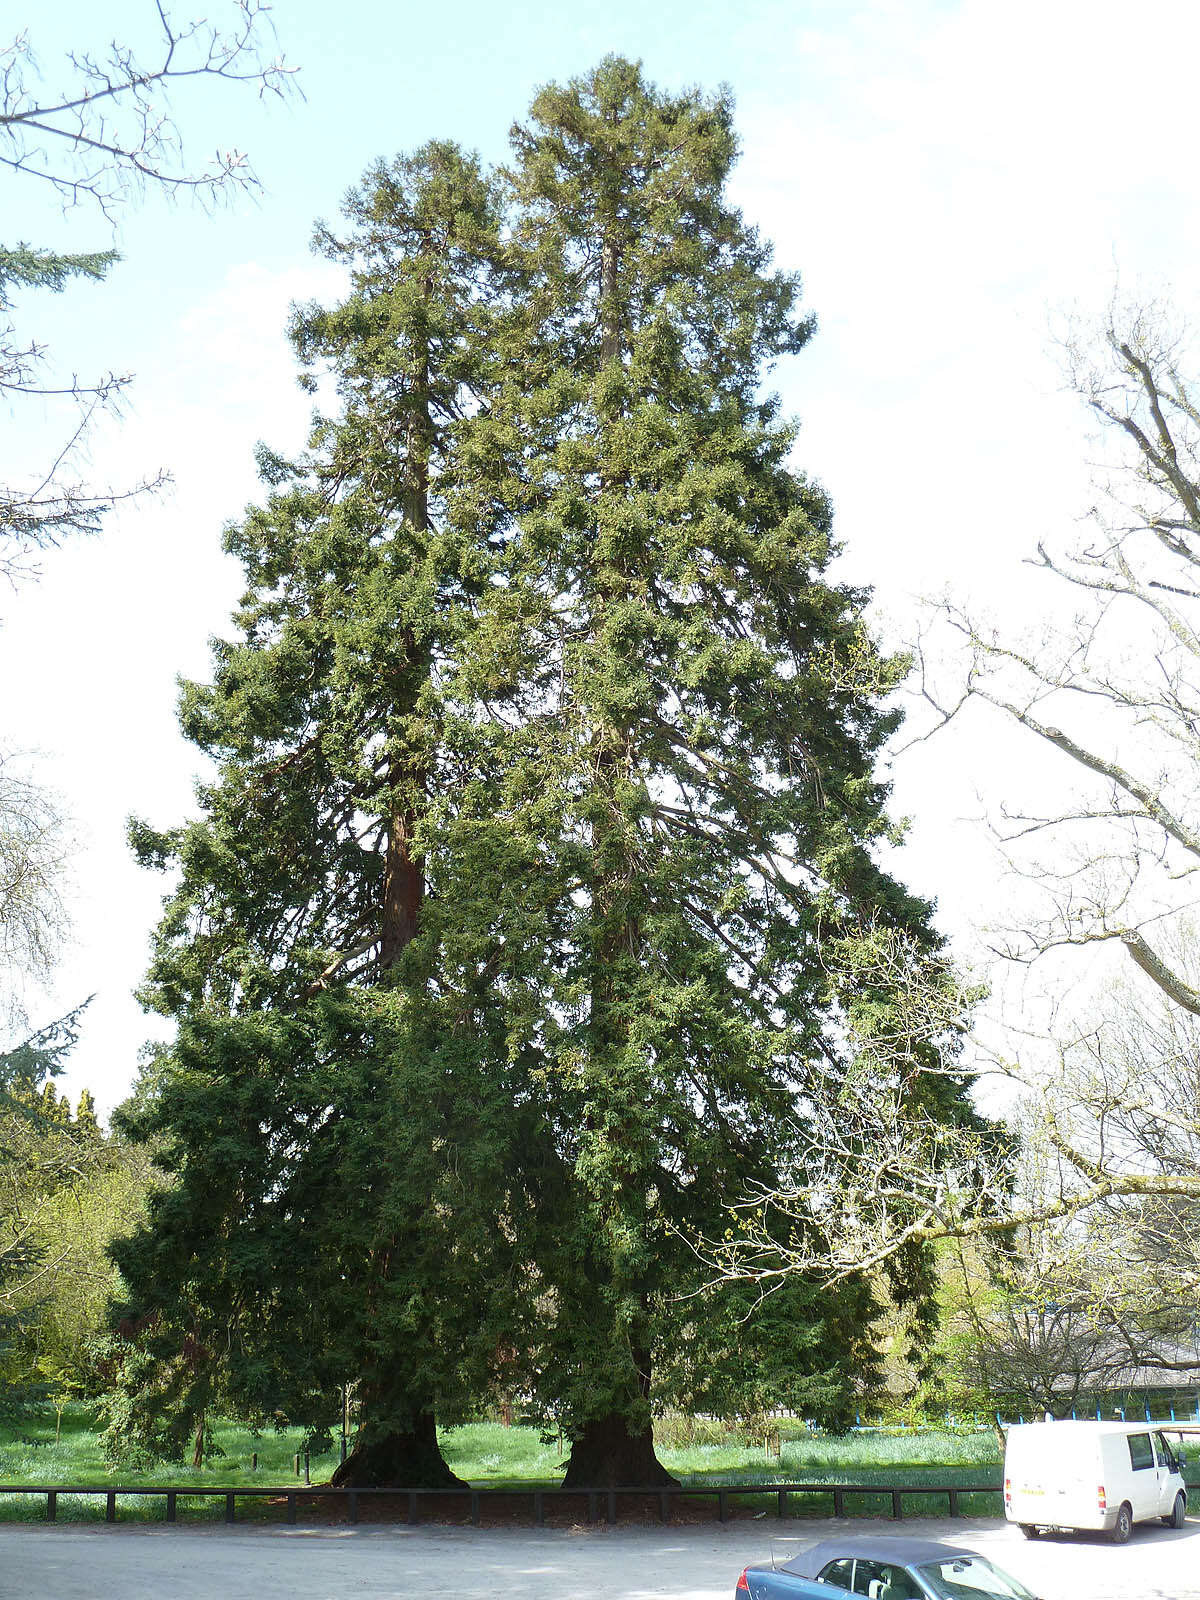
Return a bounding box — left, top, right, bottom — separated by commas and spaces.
1128, 1432, 1154, 1470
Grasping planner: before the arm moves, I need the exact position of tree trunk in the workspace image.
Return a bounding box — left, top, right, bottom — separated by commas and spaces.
560, 213, 677, 1497
600, 234, 620, 366
192, 1410, 205, 1469
334, 351, 459, 1495
562, 1414, 678, 1488
379, 784, 422, 966
330, 1404, 465, 1489
561, 1345, 677, 1488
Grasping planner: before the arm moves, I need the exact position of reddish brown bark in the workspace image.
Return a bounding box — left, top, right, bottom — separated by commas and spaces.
380, 790, 422, 967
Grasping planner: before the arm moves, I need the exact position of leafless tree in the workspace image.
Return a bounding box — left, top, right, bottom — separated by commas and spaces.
0, 7, 295, 1005
1, 1, 293, 215
697, 308, 1200, 1309
695, 926, 1200, 1407
938, 1041, 1200, 1418
0, 751, 71, 1032
939, 1235, 1128, 1419
917, 301, 1200, 1010
0, 1, 296, 582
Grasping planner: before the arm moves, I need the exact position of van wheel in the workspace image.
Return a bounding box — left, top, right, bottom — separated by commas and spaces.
1110, 1502, 1133, 1544
1162, 1492, 1186, 1529
1018, 1524, 1039, 1540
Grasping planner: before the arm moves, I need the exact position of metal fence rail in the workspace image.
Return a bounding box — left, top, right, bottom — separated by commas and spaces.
0, 1479, 1003, 1527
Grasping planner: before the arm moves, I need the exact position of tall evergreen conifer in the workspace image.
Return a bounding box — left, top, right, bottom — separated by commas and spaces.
112, 144, 525, 1487
455, 58, 975, 1486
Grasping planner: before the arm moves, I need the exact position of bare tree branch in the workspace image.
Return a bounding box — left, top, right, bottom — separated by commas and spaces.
697, 309, 1200, 1326
0, 4, 296, 581
0, 3, 297, 217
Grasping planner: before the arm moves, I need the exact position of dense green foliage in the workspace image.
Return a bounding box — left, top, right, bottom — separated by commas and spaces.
0, 1018, 147, 1425
112, 140, 532, 1484
110, 58, 978, 1487
0, 1008, 81, 1417
458, 58, 980, 1486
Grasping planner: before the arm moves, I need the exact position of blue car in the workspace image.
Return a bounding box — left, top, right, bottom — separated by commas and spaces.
735, 1536, 1042, 1600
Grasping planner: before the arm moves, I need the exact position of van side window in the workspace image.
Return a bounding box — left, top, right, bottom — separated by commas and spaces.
1153, 1432, 1178, 1471
1128, 1432, 1154, 1471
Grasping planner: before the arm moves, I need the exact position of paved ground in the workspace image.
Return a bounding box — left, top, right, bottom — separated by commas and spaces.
1, 1514, 1196, 1600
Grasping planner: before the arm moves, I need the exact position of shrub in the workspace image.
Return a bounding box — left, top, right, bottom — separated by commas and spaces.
653, 1412, 730, 1450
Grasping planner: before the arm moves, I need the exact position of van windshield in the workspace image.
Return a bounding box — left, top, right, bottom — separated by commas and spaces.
916, 1557, 1038, 1600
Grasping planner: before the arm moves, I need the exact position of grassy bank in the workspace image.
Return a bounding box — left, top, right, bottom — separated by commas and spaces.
0, 1407, 345, 1520
3, 1408, 1193, 1524
440, 1418, 1003, 1487
0, 1407, 1008, 1523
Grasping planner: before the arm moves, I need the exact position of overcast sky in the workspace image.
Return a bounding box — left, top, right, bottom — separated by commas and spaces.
4, 0, 1199, 1113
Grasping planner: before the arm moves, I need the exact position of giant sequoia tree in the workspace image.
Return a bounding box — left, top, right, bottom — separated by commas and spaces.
114, 61, 977, 1489
111, 142, 532, 1487
451, 58, 977, 1486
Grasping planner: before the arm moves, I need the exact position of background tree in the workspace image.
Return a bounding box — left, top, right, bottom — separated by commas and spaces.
461, 57, 981, 1486
699, 309, 1200, 1304
1, 0, 297, 1212
0, 1005, 92, 1420
1, 0, 295, 580
933, 311, 1200, 1269
0, 5, 296, 1433
0, 1083, 151, 1433
935, 1101, 1200, 1424
928, 304, 1200, 1024
0, 750, 70, 1034
935, 1236, 1193, 1422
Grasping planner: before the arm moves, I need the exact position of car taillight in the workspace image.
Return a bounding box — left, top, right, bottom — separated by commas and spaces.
1004, 1476, 1011, 1507
736, 1570, 751, 1594
1098, 1485, 1106, 1511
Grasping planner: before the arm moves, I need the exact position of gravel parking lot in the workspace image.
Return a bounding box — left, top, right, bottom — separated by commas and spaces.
0, 1514, 1196, 1600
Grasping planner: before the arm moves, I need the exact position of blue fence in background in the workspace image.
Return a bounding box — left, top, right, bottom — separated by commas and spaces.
997, 1401, 1200, 1427
850, 1400, 1200, 1430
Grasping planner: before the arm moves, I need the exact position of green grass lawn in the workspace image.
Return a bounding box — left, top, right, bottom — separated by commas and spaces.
438, 1419, 1007, 1521
2, 1408, 1193, 1525
438, 1417, 1003, 1486
0, 1406, 347, 1522
0, 1406, 1008, 1523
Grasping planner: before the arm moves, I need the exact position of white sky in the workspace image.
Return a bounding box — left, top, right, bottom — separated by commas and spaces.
3, 0, 1199, 1114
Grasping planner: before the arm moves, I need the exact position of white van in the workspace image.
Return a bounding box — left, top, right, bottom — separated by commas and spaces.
1004, 1420, 1188, 1543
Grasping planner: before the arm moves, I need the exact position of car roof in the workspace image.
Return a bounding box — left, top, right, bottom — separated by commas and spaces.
784, 1537, 983, 1577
